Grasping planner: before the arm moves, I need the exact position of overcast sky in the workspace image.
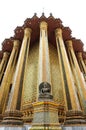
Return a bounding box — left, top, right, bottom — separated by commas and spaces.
0, 0, 86, 50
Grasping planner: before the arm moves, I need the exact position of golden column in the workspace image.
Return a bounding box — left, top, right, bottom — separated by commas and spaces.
55, 28, 85, 125
38, 21, 52, 98
0, 52, 10, 84
0, 40, 20, 116
31, 22, 61, 130
1, 28, 32, 126
66, 40, 86, 114
8, 28, 32, 110
0, 52, 9, 121
38, 21, 51, 84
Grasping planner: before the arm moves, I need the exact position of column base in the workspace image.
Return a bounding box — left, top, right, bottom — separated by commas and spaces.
30, 101, 62, 130
63, 126, 86, 130
0, 110, 23, 126
58, 105, 65, 125
64, 110, 86, 126
83, 114, 86, 120
0, 126, 26, 130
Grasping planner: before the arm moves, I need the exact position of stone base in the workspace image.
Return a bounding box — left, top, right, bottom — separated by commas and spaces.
0, 110, 23, 126
84, 114, 86, 120
0, 126, 26, 130
58, 105, 65, 125
64, 110, 86, 126
30, 101, 62, 130
63, 126, 86, 130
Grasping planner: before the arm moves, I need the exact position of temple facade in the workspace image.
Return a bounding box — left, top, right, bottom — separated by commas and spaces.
0, 13, 86, 130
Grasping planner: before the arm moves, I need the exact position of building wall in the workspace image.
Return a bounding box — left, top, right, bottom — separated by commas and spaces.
21, 42, 64, 109
22, 42, 39, 108
49, 43, 64, 104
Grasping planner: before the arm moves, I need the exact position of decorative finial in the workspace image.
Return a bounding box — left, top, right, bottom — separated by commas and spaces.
50, 13, 52, 16
34, 13, 37, 16
42, 12, 45, 16
42, 7, 45, 16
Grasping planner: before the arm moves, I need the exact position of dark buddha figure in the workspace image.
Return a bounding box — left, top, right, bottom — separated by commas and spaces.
39, 82, 53, 100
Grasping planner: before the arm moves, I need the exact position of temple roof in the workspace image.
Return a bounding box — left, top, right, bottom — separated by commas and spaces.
0, 13, 86, 59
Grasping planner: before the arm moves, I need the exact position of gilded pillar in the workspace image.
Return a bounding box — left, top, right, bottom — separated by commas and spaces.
38, 21, 52, 100
66, 40, 86, 114
38, 21, 51, 84
1, 28, 32, 126
0, 52, 10, 84
55, 29, 85, 125
55, 28, 80, 110
8, 28, 32, 110
0, 40, 20, 114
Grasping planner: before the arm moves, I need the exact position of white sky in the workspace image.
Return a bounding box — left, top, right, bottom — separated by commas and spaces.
0, 0, 86, 51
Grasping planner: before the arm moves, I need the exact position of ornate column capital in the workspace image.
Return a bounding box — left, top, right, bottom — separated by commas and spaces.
13, 40, 20, 48
66, 40, 73, 49
55, 28, 62, 38
40, 21, 48, 30
24, 28, 32, 38
84, 59, 86, 65
3, 52, 10, 59
77, 52, 86, 75
77, 52, 82, 60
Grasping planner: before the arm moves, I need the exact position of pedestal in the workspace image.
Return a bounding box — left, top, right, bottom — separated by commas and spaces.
0, 110, 25, 130
84, 114, 86, 120
30, 101, 62, 130
64, 110, 86, 126
63, 126, 86, 130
